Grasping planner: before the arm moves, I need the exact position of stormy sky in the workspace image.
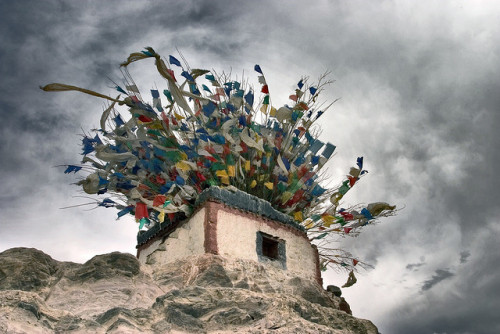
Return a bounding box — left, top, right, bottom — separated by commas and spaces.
1, 1, 499, 333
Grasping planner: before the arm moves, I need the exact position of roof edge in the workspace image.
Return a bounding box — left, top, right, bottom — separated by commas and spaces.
137, 187, 304, 246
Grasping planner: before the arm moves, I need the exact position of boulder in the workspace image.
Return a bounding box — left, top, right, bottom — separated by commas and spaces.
0, 247, 378, 333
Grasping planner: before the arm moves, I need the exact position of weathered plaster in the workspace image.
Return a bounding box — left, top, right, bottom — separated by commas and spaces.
138, 208, 206, 266
216, 205, 319, 282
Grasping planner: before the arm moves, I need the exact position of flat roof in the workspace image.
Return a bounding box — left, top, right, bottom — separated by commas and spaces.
137, 187, 304, 246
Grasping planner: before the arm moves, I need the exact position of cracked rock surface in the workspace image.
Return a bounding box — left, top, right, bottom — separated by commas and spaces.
0, 247, 378, 333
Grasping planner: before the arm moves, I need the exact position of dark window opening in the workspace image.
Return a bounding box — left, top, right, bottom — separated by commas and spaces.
262, 235, 279, 259
256, 231, 287, 269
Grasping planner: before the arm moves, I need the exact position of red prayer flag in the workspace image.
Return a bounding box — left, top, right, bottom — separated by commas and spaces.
135, 202, 149, 220
166, 69, 176, 82
196, 171, 206, 182
153, 195, 167, 207
155, 175, 166, 185
348, 176, 358, 187
340, 211, 354, 220
139, 115, 153, 123
240, 141, 248, 153
298, 102, 309, 110
261, 85, 269, 94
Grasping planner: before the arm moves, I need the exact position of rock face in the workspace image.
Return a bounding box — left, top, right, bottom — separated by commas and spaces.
0, 247, 378, 333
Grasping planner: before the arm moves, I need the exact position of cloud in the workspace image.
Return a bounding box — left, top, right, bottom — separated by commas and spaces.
421, 269, 455, 292
460, 250, 471, 264
406, 262, 425, 271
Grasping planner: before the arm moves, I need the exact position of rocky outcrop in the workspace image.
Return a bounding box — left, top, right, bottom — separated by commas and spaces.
0, 247, 378, 333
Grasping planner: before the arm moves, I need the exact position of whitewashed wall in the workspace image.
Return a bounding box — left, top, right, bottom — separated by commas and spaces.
138, 208, 206, 265
216, 210, 318, 281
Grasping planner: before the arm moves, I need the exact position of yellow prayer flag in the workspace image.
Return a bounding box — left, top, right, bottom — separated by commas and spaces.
216, 170, 228, 178
149, 121, 164, 130
264, 182, 274, 190
294, 211, 303, 221
260, 104, 268, 114
244, 159, 251, 171
227, 165, 235, 177
306, 221, 314, 229
322, 214, 335, 227
250, 180, 257, 188
270, 106, 277, 117
174, 111, 185, 120
158, 210, 165, 223
281, 191, 293, 203
175, 161, 191, 172
220, 176, 230, 185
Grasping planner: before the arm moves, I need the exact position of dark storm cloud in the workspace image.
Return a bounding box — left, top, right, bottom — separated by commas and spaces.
406, 262, 425, 271
460, 250, 471, 264
0, 0, 253, 211
389, 227, 500, 334
421, 269, 455, 291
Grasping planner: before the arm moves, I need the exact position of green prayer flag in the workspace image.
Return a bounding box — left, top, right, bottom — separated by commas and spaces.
225, 154, 235, 165
311, 214, 322, 222
163, 89, 173, 102
139, 217, 148, 229
211, 162, 226, 171
263, 95, 270, 105
339, 180, 350, 195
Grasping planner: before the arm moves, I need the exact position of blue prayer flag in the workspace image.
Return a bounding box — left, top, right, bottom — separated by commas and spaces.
181, 71, 194, 82
202, 84, 212, 93
202, 102, 216, 116
175, 175, 185, 186
361, 208, 373, 220
312, 185, 326, 196
357, 157, 363, 170
114, 115, 125, 127
309, 140, 324, 155
169, 55, 181, 67
322, 143, 336, 159
98, 198, 115, 208
64, 165, 82, 174
116, 86, 127, 94
117, 206, 133, 218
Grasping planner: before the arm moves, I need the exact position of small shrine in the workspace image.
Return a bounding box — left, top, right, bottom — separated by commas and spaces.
136, 187, 322, 284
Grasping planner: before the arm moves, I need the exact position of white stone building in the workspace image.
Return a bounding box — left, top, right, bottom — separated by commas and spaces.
136, 187, 322, 284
